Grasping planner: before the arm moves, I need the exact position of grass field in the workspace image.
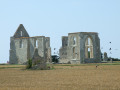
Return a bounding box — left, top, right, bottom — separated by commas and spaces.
0, 63, 120, 90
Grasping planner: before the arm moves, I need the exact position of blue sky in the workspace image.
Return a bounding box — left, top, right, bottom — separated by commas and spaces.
0, 0, 120, 63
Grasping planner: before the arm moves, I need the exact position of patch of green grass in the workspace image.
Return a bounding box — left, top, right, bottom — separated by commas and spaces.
0, 62, 120, 70
0, 67, 23, 69
100, 63, 120, 65
53, 62, 120, 67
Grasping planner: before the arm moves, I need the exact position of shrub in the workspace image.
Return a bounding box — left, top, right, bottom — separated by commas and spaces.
47, 64, 55, 70
26, 59, 32, 69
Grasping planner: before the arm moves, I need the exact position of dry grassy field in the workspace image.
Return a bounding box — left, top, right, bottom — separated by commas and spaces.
0, 63, 120, 90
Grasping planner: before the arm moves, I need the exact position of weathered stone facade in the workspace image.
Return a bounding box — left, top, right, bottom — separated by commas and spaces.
9, 24, 51, 64
59, 32, 101, 64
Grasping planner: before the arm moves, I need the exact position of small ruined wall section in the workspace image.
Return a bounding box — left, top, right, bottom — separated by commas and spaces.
59, 36, 69, 63
45, 37, 51, 63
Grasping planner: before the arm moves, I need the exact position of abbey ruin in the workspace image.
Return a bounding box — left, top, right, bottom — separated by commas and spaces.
9, 24, 51, 64
9, 24, 101, 64
59, 32, 101, 64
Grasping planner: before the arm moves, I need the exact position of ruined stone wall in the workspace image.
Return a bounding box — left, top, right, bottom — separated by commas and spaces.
67, 33, 80, 64
79, 32, 101, 63
10, 37, 29, 64
59, 36, 69, 63
9, 37, 18, 64
59, 32, 101, 64
29, 36, 46, 59
9, 24, 51, 64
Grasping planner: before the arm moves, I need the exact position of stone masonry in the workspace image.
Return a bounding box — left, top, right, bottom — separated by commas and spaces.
9, 24, 51, 64
59, 32, 101, 64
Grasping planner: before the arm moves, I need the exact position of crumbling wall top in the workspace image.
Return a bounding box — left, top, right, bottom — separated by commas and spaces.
68, 32, 98, 35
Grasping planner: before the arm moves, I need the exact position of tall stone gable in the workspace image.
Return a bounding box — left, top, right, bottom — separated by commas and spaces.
9, 24, 51, 64
13, 24, 29, 38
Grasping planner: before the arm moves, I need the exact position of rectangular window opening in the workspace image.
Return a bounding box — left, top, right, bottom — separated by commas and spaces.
35, 40, 38, 48
20, 31, 23, 36
20, 41, 23, 48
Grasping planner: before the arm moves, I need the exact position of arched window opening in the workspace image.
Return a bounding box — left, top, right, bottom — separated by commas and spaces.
88, 48, 90, 58
88, 38, 90, 45
85, 37, 93, 58
20, 31, 23, 36
73, 37, 76, 45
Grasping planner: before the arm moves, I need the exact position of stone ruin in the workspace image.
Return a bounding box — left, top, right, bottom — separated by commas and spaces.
9, 24, 51, 64
9, 24, 102, 65
59, 32, 101, 64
